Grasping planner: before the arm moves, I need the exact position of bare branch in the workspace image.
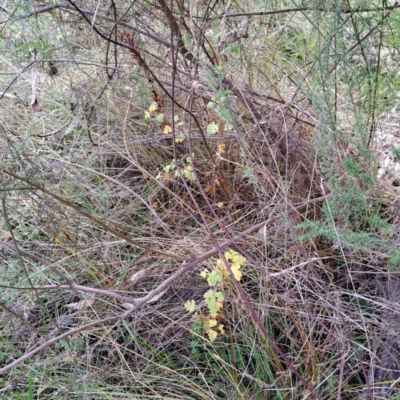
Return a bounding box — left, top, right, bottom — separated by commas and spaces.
17, 2, 172, 48
217, 3, 400, 19
1, 169, 185, 261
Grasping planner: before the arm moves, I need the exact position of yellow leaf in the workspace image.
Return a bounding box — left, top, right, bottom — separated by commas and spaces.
144, 111, 151, 120
149, 102, 158, 112
207, 329, 218, 342
163, 125, 172, 134
184, 300, 196, 313
218, 324, 225, 334
217, 202, 224, 208
200, 269, 209, 279
217, 143, 225, 154
231, 264, 242, 281
212, 299, 224, 314
208, 318, 217, 328
231, 252, 247, 265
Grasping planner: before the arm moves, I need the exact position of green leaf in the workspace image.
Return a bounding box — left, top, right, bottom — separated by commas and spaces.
163, 160, 175, 173
176, 131, 187, 142
393, 147, 400, 163
204, 290, 224, 314
224, 123, 233, 131
207, 269, 223, 286
204, 289, 217, 313
183, 165, 195, 181
155, 113, 164, 122
215, 291, 224, 301
184, 300, 196, 312
65, 123, 76, 135
207, 122, 219, 135
228, 44, 239, 54
388, 251, 400, 267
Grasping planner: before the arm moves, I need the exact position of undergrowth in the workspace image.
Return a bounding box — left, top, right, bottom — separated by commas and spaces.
1, 0, 400, 399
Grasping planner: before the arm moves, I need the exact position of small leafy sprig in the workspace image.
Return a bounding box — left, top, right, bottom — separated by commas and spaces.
206, 94, 235, 132
162, 156, 195, 182
144, 102, 185, 136
184, 249, 246, 342
144, 101, 159, 120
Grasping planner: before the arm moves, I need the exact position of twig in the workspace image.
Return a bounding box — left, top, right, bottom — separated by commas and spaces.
216, 3, 400, 19
0, 221, 259, 375
41, 59, 125, 71
35, 118, 72, 138
65, 0, 215, 159
0, 300, 47, 339
1, 169, 184, 261
17, 3, 172, 49
0, 61, 36, 100
0, 189, 329, 376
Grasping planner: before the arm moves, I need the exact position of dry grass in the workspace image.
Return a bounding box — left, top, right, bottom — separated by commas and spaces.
1, 1, 400, 399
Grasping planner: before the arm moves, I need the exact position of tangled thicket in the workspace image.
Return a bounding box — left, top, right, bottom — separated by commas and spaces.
1, 1, 400, 399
